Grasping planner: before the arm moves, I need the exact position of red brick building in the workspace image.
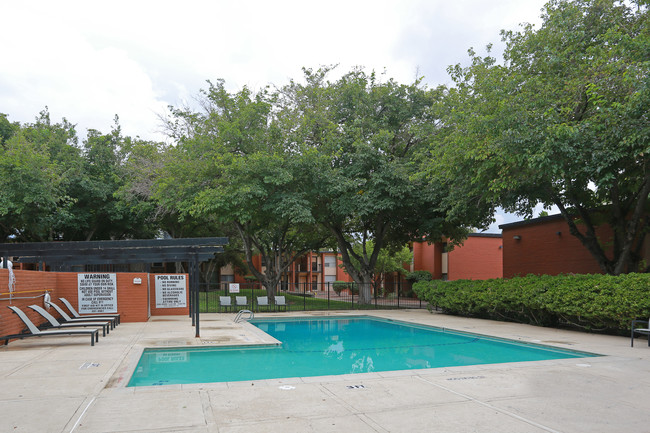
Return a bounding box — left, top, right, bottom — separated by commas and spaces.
500, 214, 612, 278
447, 234, 503, 281
224, 234, 504, 288
410, 234, 503, 281
228, 250, 350, 291
412, 241, 444, 279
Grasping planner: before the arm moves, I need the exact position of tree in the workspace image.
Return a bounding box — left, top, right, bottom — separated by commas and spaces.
429, 0, 650, 274
348, 240, 412, 295
283, 68, 487, 303
157, 80, 330, 300
0, 113, 18, 145
0, 109, 77, 241
374, 243, 412, 282
118, 137, 244, 277
0, 130, 67, 241
39, 115, 161, 241
0, 109, 168, 242
116, 138, 173, 235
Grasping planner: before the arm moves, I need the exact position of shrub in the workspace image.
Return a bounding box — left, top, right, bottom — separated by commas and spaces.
332, 281, 359, 296
412, 273, 650, 334
405, 270, 433, 283
332, 281, 349, 296
404, 271, 432, 298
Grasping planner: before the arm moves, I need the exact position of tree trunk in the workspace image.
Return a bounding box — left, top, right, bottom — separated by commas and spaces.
355, 271, 374, 304
234, 221, 311, 304
555, 179, 650, 276
554, 199, 614, 274
612, 173, 650, 275
329, 225, 383, 304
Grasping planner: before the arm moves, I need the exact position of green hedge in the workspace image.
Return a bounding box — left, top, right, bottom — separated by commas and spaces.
405, 270, 433, 283
412, 273, 650, 334
332, 281, 358, 296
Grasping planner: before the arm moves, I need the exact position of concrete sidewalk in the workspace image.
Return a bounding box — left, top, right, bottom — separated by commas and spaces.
1, 309, 649, 433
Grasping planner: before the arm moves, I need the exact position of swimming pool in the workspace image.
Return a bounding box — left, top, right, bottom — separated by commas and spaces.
127, 316, 597, 387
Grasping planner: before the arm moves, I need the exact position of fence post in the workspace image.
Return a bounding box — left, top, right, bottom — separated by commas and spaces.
189, 279, 194, 320
327, 282, 330, 310
373, 283, 377, 309
397, 278, 400, 309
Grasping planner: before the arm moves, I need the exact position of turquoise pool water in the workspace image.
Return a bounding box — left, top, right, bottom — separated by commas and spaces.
127, 316, 597, 386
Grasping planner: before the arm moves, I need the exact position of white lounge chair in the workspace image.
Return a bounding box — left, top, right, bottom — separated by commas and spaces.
59, 297, 120, 326
3, 306, 99, 346
28, 304, 109, 337
631, 318, 650, 347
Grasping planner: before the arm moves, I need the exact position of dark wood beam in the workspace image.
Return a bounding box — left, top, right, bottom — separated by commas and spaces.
0, 237, 228, 255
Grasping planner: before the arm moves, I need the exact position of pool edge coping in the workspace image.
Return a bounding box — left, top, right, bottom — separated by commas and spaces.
121, 314, 603, 388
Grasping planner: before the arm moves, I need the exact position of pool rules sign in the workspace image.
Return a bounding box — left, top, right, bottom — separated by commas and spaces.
78, 273, 118, 313
155, 275, 187, 308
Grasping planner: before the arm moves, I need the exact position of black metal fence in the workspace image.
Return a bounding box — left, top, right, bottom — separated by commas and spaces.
199, 281, 426, 312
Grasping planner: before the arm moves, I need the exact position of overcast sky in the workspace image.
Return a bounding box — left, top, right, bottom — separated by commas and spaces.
1, 0, 552, 232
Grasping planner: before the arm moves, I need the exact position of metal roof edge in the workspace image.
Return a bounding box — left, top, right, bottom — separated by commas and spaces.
499, 213, 564, 230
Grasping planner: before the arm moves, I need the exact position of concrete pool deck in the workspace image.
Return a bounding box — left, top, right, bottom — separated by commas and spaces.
1, 309, 649, 433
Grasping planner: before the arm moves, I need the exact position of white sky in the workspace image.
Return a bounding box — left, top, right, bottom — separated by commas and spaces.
1, 0, 552, 231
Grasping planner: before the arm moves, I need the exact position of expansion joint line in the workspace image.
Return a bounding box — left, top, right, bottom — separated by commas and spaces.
69, 397, 96, 433
415, 376, 562, 433
67, 323, 147, 433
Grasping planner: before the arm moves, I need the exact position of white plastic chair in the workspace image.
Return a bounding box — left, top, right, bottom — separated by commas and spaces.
257, 296, 270, 311
235, 296, 248, 310
219, 296, 232, 312
274, 296, 288, 311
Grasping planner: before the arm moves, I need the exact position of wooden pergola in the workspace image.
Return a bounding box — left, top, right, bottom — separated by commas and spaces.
0, 237, 228, 337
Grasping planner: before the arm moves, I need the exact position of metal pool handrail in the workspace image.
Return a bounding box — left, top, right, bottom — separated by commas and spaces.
234, 310, 254, 323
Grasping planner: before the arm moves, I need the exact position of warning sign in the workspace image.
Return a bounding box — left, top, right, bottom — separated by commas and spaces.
78, 273, 118, 313
155, 274, 187, 308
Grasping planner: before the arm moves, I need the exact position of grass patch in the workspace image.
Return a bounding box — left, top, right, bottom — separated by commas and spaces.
198, 289, 395, 312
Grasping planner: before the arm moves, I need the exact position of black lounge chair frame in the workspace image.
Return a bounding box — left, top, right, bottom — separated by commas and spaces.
3, 306, 98, 346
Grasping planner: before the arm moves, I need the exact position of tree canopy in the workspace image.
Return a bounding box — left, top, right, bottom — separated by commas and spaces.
151, 69, 493, 302
426, 0, 649, 274
280, 67, 488, 302
0, 110, 161, 242
155, 80, 330, 299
